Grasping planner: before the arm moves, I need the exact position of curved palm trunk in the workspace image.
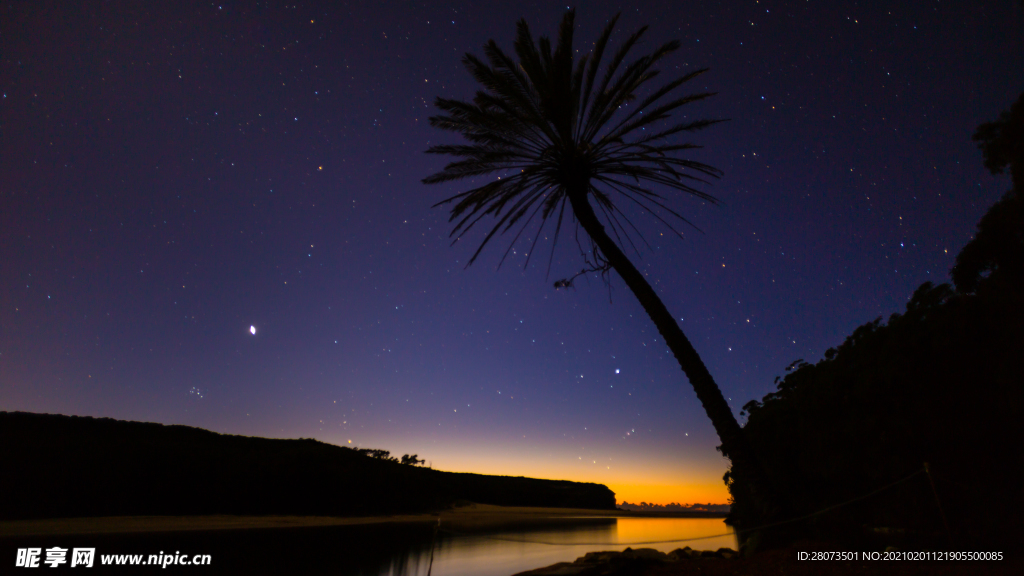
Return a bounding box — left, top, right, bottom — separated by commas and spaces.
566, 188, 782, 526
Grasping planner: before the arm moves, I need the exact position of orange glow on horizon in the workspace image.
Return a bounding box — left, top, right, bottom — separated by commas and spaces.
361, 434, 734, 507
609, 480, 730, 507
434, 459, 731, 507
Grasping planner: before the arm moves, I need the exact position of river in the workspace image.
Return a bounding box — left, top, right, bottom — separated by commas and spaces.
0, 516, 735, 575
377, 517, 737, 576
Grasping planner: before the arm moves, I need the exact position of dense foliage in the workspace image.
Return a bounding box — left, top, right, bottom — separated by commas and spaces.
727, 94, 1024, 550
731, 280, 1023, 548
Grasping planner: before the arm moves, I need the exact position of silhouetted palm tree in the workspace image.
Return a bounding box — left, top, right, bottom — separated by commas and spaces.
422, 10, 780, 525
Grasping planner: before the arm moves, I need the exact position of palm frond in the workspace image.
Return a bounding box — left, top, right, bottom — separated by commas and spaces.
423, 8, 723, 272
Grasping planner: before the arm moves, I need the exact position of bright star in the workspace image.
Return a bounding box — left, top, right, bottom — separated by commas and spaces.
250, 325, 256, 335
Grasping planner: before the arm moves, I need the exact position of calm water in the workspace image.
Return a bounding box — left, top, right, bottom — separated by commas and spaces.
0, 517, 735, 575
375, 517, 737, 576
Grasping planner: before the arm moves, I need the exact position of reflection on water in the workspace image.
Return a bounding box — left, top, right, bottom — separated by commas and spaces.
377, 517, 737, 576
0, 517, 734, 575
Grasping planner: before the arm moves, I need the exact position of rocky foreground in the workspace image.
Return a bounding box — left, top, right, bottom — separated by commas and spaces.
513, 544, 1021, 576
514, 547, 735, 575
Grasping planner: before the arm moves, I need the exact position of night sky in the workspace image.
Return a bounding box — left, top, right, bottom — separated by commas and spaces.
2, 1, 1021, 506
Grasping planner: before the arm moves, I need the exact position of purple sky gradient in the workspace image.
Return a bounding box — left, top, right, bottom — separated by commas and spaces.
2, 0, 1021, 504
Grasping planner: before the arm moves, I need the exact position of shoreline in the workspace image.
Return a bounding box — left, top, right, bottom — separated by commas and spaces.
0, 503, 727, 538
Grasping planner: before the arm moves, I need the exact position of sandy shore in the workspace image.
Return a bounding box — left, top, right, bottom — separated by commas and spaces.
0, 503, 725, 537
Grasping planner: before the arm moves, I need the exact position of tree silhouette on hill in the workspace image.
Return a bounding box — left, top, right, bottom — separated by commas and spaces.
727, 91, 1024, 550
953, 91, 1024, 295
400, 454, 425, 466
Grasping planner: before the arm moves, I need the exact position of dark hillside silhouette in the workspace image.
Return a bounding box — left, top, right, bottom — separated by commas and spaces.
726, 92, 1024, 551
730, 282, 1023, 549
0, 411, 616, 520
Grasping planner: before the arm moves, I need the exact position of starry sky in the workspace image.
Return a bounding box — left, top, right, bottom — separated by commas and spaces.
2, 1, 1021, 506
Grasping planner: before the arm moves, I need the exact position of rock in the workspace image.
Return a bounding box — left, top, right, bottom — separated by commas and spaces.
667, 546, 693, 560
620, 548, 669, 560
574, 551, 619, 564
516, 546, 737, 575
512, 562, 594, 575
715, 547, 738, 559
